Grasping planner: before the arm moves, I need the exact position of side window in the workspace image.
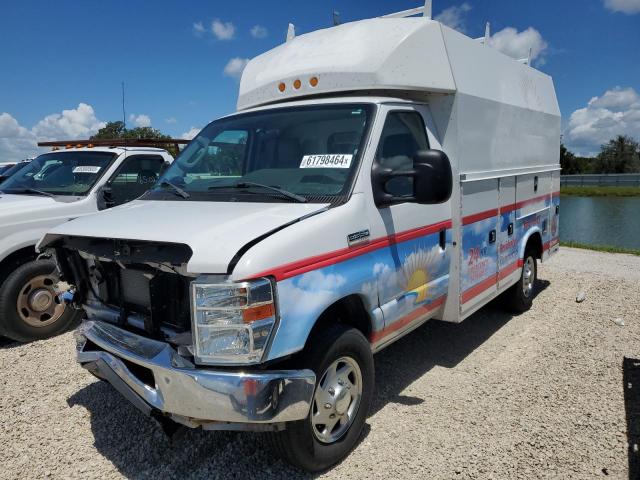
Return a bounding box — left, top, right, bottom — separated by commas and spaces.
375, 111, 429, 197
108, 155, 165, 206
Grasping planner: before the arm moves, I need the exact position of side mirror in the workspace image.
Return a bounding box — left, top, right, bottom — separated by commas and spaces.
372, 149, 453, 208
97, 185, 115, 210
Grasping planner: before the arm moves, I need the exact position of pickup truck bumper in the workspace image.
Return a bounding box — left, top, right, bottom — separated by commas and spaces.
75, 321, 315, 429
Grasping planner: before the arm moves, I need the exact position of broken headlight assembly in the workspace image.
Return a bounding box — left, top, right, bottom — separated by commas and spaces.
191, 277, 276, 365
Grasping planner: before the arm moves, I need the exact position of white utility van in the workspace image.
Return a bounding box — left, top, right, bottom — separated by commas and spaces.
40, 6, 560, 471
0, 144, 174, 341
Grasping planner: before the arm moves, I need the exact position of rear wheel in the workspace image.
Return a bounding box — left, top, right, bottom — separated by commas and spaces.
0, 260, 82, 342
268, 324, 374, 472
505, 249, 537, 313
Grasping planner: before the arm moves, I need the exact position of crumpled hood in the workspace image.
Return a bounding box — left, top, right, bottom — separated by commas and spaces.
40, 200, 329, 274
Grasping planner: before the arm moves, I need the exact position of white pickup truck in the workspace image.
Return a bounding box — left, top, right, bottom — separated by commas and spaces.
40, 6, 560, 471
0, 145, 173, 341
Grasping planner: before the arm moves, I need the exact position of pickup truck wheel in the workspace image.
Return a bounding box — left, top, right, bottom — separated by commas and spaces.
0, 260, 82, 342
268, 324, 374, 472
505, 249, 537, 313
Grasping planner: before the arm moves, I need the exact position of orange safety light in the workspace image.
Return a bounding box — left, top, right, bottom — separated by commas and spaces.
293, 79, 301, 90
242, 303, 274, 323
278, 82, 286, 92
309, 76, 319, 87
65, 144, 72, 149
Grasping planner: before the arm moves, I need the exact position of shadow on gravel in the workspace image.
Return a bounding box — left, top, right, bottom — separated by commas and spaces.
67, 280, 549, 479
623, 357, 640, 479
0, 336, 20, 349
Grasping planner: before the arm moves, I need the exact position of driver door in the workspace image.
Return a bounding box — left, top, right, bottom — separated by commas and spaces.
366, 106, 452, 346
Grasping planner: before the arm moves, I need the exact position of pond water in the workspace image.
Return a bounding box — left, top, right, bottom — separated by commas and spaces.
560, 196, 640, 249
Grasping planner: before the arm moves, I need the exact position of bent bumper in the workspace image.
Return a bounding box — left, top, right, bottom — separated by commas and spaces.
75, 321, 315, 427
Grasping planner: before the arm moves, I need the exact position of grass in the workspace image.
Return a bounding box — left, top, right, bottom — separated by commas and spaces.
560, 185, 640, 197
560, 241, 640, 256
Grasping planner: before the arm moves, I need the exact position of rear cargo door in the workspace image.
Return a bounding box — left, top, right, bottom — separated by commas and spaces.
460, 178, 499, 315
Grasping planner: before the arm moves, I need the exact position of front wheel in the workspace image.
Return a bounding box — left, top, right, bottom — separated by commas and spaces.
268, 324, 374, 472
0, 260, 82, 342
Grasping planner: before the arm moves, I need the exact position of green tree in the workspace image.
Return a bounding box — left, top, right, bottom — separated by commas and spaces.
91, 122, 178, 156
560, 143, 579, 174
594, 135, 640, 173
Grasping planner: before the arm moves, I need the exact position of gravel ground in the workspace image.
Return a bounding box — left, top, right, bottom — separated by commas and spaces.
1, 247, 639, 479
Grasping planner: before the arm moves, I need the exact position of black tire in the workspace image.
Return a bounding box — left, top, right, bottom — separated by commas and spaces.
0, 260, 82, 342
505, 248, 537, 313
268, 324, 374, 472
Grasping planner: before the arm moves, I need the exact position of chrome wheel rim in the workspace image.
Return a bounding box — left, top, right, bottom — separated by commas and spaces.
311, 356, 363, 444
16, 275, 66, 328
522, 257, 535, 298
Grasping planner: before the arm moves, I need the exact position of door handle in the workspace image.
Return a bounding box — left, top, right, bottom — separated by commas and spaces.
489, 229, 496, 244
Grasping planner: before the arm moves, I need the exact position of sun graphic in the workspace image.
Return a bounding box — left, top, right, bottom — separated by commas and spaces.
401, 247, 440, 304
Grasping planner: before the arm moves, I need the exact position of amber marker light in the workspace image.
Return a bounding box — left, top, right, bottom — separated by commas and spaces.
293, 79, 302, 90
278, 82, 286, 92
309, 76, 319, 87
242, 303, 275, 323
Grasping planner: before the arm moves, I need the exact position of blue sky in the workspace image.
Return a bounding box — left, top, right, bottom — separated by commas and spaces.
0, 0, 639, 160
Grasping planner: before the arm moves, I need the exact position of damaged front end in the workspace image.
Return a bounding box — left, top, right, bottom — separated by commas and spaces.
51, 236, 195, 345
49, 236, 315, 430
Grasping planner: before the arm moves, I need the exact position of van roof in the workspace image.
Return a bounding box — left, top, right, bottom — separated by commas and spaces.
238, 17, 559, 118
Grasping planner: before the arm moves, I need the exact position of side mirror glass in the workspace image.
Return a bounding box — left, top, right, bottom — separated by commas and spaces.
372, 149, 453, 208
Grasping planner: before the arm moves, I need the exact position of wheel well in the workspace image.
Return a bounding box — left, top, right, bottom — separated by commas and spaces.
0, 246, 37, 287
305, 295, 372, 348
525, 232, 543, 259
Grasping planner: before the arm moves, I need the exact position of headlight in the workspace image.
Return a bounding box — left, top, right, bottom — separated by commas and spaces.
191, 277, 276, 365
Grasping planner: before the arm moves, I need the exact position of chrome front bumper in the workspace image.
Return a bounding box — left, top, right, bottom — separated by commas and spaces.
75, 321, 315, 428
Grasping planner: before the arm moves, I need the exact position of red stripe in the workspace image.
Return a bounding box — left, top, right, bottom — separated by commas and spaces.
370, 296, 446, 343
461, 275, 498, 304
464, 192, 559, 226
253, 219, 452, 281
462, 209, 499, 226
498, 261, 520, 280
543, 238, 559, 251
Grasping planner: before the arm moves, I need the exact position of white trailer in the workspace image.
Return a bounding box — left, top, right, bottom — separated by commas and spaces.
40, 6, 560, 471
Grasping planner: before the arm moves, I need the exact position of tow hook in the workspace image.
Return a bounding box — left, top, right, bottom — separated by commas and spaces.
151, 410, 186, 441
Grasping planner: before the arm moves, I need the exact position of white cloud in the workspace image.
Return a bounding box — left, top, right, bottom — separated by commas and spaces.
32, 103, 105, 141
250, 25, 268, 39
181, 127, 201, 140
211, 19, 235, 40
489, 27, 548, 65
129, 113, 151, 128
164, 117, 177, 124
192, 21, 205, 36
223, 57, 250, 80
435, 3, 472, 33
0, 103, 108, 161
604, 0, 640, 14
0, 113, 38, 161
565, 86, 640, 156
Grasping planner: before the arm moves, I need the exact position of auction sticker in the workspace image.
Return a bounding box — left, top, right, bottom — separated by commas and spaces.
300, 154, 353, 169
73, 166, 101, 174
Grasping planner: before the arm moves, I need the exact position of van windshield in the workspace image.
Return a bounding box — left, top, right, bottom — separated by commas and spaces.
147, 104, 374, 202
0, 151, 116, 196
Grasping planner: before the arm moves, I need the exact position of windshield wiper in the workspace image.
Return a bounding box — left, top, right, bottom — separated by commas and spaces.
159, 180, 190, 199
209, 182, 307, 203
1, 188, 55, 198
